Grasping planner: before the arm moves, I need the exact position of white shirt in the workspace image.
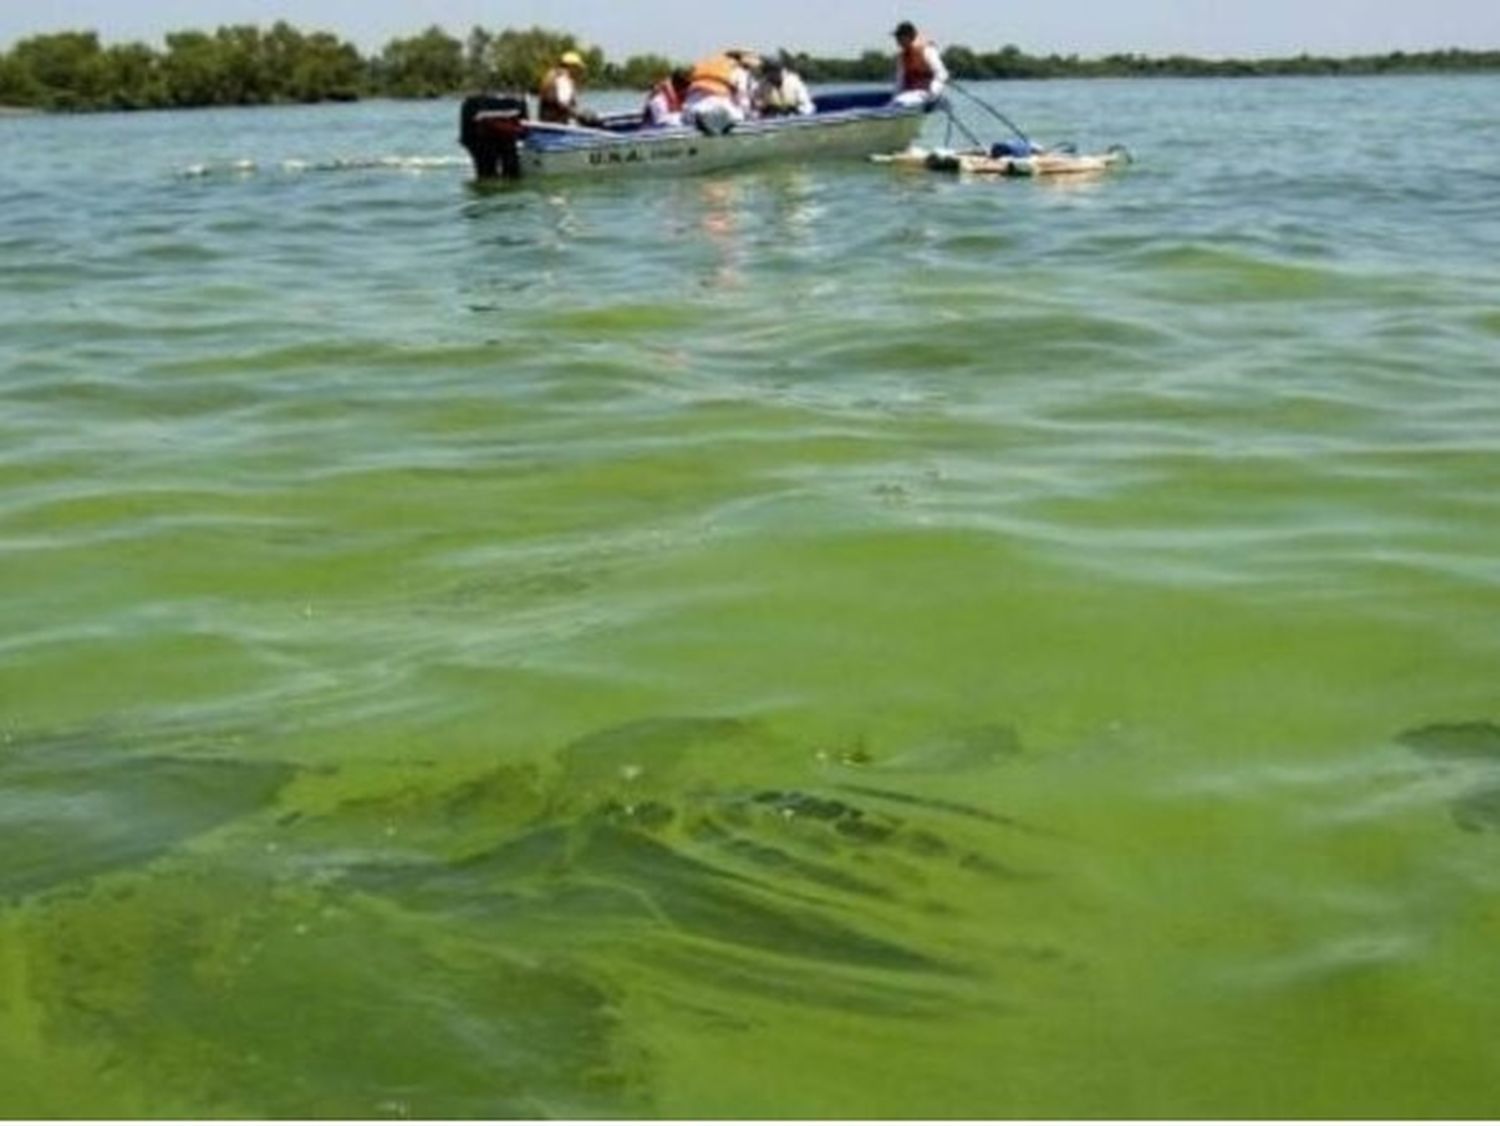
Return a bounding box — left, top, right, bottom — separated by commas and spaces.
731, 64, 754, 109
644, 88, 683, 127
754, 70, 815, 116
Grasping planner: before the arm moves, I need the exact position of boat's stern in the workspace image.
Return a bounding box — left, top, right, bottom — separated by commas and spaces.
459, 94, 530, 180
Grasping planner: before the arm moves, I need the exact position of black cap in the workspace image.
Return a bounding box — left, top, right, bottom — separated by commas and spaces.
893, 21, 917, 39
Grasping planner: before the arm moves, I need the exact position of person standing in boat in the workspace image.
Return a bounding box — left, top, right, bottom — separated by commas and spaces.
682, 49, 760, 134
891, 21, 949, 108
538, 50, 603, 126
643, 68, 693, 127
753, 58, 815, 117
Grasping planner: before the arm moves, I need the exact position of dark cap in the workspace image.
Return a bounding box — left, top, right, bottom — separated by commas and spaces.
893, 20, 917, 39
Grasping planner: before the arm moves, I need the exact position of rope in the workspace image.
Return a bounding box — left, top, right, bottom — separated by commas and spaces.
947, 82, 1033, 147
942, 102, 985, 150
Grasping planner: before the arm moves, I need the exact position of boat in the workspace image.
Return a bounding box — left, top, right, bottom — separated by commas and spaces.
459, 89, 929, 181
872, 144, 1132, 178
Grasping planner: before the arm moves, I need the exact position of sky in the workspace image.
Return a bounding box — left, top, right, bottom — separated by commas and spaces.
2, 0, 1497, 60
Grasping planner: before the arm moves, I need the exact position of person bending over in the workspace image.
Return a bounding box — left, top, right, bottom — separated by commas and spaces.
682, 49, 760, 134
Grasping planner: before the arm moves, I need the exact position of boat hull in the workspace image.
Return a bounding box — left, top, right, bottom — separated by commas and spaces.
462, 90, 927, 181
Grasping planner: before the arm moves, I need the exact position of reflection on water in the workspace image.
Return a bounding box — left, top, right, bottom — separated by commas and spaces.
763, 167, 821, 240
691, 177, 746, 288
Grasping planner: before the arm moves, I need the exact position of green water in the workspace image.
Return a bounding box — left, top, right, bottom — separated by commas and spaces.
2, 76, 1499, 1116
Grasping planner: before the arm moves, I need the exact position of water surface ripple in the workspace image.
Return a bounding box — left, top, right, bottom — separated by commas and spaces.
2, 77, 1500, 1116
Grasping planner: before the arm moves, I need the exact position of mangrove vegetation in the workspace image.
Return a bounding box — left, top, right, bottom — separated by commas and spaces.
1, 22, 1496, 113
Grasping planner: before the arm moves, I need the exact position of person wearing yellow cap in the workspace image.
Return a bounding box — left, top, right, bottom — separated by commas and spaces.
538, 50, 602, 126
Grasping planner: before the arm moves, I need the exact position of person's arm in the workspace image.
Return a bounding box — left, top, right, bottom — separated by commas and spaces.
926, 45, 949, 98
566, 74, 606, 126
793, 75, 815, 115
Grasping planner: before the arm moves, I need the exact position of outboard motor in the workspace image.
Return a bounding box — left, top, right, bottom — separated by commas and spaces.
459, 94, 529, 180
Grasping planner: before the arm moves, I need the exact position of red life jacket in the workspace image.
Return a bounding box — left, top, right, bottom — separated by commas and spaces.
900, 36, 937, 91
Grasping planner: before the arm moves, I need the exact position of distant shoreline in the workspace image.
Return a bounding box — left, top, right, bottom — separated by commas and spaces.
1, 68, 1495, 119
2, 67, 1495, 111
2, 23, 1496, 114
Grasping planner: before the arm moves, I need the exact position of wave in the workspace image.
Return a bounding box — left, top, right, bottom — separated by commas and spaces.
177, 154, 468, 179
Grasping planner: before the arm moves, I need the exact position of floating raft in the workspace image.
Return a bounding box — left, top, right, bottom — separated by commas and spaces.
873, 145, 1131, 178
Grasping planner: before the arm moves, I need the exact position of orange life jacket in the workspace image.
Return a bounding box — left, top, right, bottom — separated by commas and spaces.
688, 54, 739, 99
644, 78, 684, 117
900, 36, 937, 91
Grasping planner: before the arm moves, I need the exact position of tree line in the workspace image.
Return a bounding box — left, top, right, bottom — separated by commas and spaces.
0, 25, 656, 111
2, 22, 1496, 112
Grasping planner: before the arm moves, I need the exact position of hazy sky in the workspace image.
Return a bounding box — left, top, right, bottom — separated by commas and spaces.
3, 0, 1497, 59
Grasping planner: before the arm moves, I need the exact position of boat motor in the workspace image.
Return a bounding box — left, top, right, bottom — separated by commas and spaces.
459, 94, 529, 180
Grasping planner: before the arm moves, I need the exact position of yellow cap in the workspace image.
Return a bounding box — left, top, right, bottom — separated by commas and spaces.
560, 50, 586, 70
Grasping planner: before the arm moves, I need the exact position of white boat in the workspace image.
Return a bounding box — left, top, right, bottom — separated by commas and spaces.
873, 144, 1132, 178
459, 90, 928, 181
876, 146, 1128, 179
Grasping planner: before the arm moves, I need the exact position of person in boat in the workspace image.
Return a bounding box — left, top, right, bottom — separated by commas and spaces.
891, 21, 949, 108
682, 49, 760, 134
538, 50, 603, 127
643, 67, 693, 128
752, 58, 815, 117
